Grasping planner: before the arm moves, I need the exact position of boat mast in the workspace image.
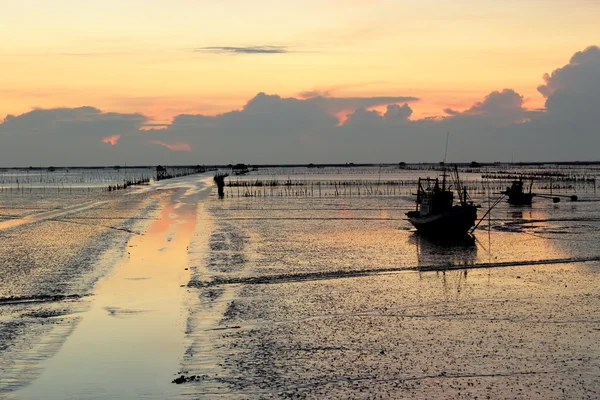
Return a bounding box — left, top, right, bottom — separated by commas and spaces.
453, 165, 466, 205
441, 132, 449, 190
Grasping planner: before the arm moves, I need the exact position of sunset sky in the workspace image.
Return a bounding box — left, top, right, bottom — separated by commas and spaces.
1, 0, 599, 165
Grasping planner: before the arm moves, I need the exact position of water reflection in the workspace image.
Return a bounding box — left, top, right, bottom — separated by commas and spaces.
409, 233, 477, 268
509, 210, 523, 219
508, 202, 532, 209
507, 209, 535, 220
436, 268, 470, 298
407, 234, 476, 298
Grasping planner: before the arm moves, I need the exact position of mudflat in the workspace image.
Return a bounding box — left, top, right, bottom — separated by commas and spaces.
1, 167, 599, 399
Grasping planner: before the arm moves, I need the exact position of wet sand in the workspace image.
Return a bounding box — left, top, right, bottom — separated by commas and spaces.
178, 190, 600, 399
2, 170, 600, 399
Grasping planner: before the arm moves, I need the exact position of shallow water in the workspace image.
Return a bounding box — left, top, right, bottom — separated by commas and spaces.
12, 183, 212, 399
0, 175, 211, 397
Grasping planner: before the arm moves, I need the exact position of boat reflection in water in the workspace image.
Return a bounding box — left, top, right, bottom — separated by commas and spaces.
509, 210, 524, 219
408, 232, 477, 270
409, 233, 478, 297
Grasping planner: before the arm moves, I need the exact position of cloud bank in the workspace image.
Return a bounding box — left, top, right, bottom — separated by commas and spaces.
1, 46, 599, 166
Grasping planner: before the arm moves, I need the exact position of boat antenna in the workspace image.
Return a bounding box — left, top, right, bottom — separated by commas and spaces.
441, 132, 449, 189
443, 132, 449, 165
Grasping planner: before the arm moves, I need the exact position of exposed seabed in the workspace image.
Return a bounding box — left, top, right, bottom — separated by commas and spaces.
1, 168, 599, 399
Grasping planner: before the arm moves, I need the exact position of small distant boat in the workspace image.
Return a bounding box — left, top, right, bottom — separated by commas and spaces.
502, 179, 534, 205
406, 167, 478, 236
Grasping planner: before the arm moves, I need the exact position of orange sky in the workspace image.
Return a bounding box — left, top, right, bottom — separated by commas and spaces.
0, 0, 597, 123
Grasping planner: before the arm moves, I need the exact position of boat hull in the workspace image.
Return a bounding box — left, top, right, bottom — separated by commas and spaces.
406, 206, 477, 236
506, 193, 534, 205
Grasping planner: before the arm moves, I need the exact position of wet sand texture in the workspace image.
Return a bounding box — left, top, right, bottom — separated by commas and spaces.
1, 167, 599, 399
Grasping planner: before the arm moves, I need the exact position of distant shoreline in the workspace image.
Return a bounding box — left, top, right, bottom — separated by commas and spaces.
2, 161, 600, 170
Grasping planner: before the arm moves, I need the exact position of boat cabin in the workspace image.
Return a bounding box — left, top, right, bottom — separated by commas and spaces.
415, 178, 454, 217
503, 179, 534, 205
506, 180, 525, 195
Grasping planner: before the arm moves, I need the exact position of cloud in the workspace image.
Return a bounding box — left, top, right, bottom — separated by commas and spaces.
443, 108, 460, 116
1, 107, 146, 137
227, 92, 418, 127
102, 134, 121, 145
443, 89, 530, 126
297, 81, 389, 99
298, 89, 333, 99
194, 46, 289, 55
538, 46, 600, 98
307, 95, 419, 116
344, 107, 383, 125
537, 46, 600, 122
461, 89, 524, 116
2, 45, 600, 165
384, 104, 413, 121
149, 140, 192, 152
343, 103, 414, 126
0, 107, 150, 166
